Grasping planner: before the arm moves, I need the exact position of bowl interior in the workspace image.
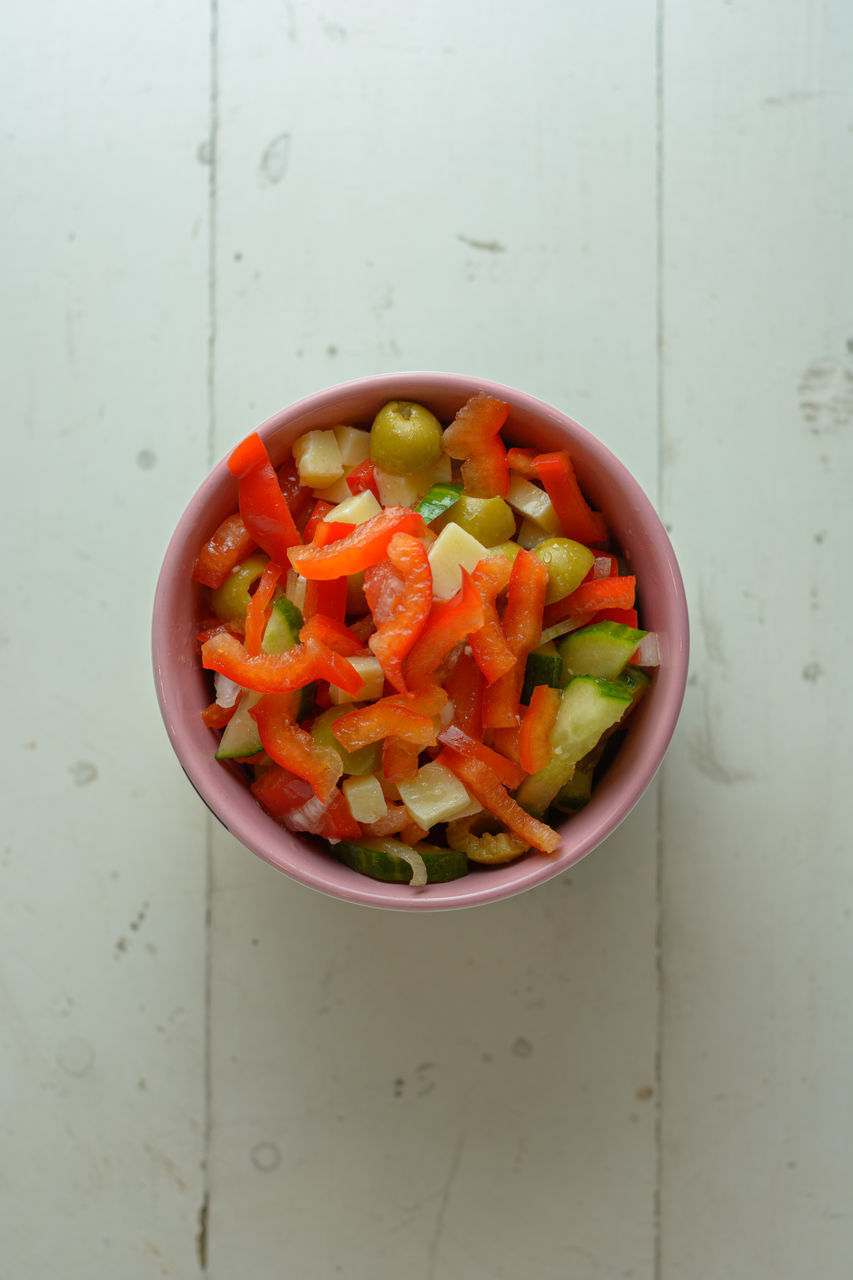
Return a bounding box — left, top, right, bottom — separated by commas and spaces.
153, 373, 688, 910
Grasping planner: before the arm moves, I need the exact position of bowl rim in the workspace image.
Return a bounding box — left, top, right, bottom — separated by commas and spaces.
152, 371, 689, 911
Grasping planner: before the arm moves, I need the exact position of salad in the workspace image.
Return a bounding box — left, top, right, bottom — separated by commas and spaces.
192, 394, 658, 887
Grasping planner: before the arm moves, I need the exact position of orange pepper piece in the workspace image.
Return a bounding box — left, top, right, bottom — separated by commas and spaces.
518, 685, 562, 775
287, 507, 426, 580
368, 533, 432, 693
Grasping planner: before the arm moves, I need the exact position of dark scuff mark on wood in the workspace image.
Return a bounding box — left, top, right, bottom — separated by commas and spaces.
197, 1192, 209, 1270
457, 234, 506, 253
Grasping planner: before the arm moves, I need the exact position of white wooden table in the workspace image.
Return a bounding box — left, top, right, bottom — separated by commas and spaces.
4, 2, 851, 1276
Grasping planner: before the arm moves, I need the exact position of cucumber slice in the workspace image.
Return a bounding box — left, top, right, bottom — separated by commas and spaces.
552, 668, 652, 813
515, 676, 632, 817
557, 621, 647, 681
521, 642, 563, 705
333, 838, 468, 884
261, 595, 303, 655
553, 764, 595, 812
215, 692, 263, 760
415, 482, 463, 524
311, 705, 380, 776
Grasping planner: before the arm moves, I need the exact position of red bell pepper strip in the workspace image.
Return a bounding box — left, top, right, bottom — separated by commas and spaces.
196, 619, 239, 645
243, 560, 282, 656
315, 789, 363, 840
368, 533, 432, 693
542, 576, 636, 630
193, 514, 257, 589
482, 549, 549, 729
302, 499, 335, 543
276, 457, 313, 525
437, 724, 526, 790
436, 748, 561, 854
201, 700, 237, 729
462, 433, 509, 499
332, 704, 437, 753
468, 556, 515, 685
201, 631, 362, 696
405, 571, 485, 691
302, 521, 354, 623
441, 393, 510, 499
251, 765, 315, 819
364, 559, 405, 624
361, 802, 412, 838
506, 447, 539, 479
490, 725, 521, 765
518, 685, 562, 775
532, 451, 607, 545
382, 737, 420, 783
299, 614, 366, 656
288, 507, 427, 580
227, 432, 301, 563
443, 651, 483, 737
249, 692, 342, 800
345, 458, 380, 500
594, 606, 639, 628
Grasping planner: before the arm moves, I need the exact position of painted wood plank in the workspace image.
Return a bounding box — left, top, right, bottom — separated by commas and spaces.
660, 1, 853, 1275
1, 2, 211, 1275
208, 2, 661, 1275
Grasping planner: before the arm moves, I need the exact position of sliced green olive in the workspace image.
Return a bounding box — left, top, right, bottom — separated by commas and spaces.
370, 400, 443, 476
209, 552, 269, 624
486, 540, 522, 565
532, 537, 595, 604
435, 495, 515, 546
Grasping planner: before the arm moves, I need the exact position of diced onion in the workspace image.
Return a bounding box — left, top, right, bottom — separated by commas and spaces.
397, 848, 428, 888
283, 793, 332, 833
438, 699, 455, 729
539, 615, 591, 646
593, 556, 612, 579
635, 632, 660, 666
214, 672, 243, 708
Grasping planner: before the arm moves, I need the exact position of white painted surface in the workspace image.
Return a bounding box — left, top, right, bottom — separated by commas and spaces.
2, 2, 850, 1277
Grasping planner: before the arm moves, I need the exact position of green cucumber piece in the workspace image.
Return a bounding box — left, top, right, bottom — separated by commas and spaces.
557, 621, 647, 681
613, 666, 652, 702
415, 482, 463, 524
552, 668, 652, 813
553, 764, 595, 812
311, 705, 380, 776
515, 676, 633, 817
261, 595, 303, 654
333, 838, 468, 885
521, 642, 563, 705
215, 692, 263, 760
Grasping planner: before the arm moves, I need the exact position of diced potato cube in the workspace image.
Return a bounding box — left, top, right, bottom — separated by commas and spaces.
397, 762, 475, 829
333, 426, 371, 467
312, 475, 353, 504
293, 429, 344, 488
448, 796, 485, 820
342, 774, 387, 824
329, 655, 385, 705
427, 522, 490, 600
285, 569, 306, 611
374, 468, 421, 509
325, 489, 383, 525
506, 475, 563, 535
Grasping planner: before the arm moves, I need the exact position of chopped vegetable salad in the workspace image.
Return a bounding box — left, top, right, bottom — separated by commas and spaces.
193, 394, 657, 887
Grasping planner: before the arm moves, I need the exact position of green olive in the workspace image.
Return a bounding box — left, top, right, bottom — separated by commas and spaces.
486, 540, 522, 564
437, 495, 516, 546
532, 537, 595, 604
209, 552, 270, 624
370, 400, 443, 476
311, 706, 380, 776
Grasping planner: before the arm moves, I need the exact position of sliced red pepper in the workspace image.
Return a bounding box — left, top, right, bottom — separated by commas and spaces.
462, 433, 509, 499
443, 651, 483, 737
437, 724, 526, 790
276, 457, 313, 524
405, 571, 485, 691
361, 802, 410, 838
227, 432, 301, 563
201, 631, 362, 695
382, 737, 420, 783
441, 393, 510, 499
251, 765, 315, 819
368, 533, 432, 693
594, 606, 639, 628
532, 451, 607, 545
364, 559, 405, 624
482, 549, 549, 729
193, 514, 257, 589
490, 725, 521, 765
314, 789, 363, 840
243, 560, 282, 656
518, 685, 562, 775
468, 556, 515, 685
436, 748, 561, 854
303, 499, 335, 543
302, 521, 354, 623
201, 700, 237, 729
288, 506, 426, 580
196, 619, 240, 645
542, 576, 636, 630
506, 447, 539, 479
299, 614, 366, 656
345, 458, 380, 500
332, 704, 437, 753
249, 692, 342, 800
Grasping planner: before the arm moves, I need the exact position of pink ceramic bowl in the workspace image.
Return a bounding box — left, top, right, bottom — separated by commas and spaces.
152, 372, 688, 911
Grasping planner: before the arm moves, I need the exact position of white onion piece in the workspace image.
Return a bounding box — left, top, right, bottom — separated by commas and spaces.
283, 793, 332, 833
397, 848, 428, 888
438, 699, 455, 729
539, 615, 590, 646
214, 672, 243, 708
635, 632, 660, 666
593, 556, 612, 579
